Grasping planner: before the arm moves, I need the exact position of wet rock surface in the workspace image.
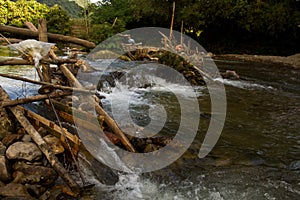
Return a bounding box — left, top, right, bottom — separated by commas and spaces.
0, 125, 67, 199
6, 142, 42, 161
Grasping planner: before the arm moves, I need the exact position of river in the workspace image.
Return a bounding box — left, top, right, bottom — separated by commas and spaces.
0, 47, 299, 199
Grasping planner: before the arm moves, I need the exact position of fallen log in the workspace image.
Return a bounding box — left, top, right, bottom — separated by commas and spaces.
0, 25, 96, 49
0, 38, 23, 44
0, 58, 30, 65
0, 91, 71, 108
0, 85, 80, 196
0, 73, 96, 94
60, 64, 137, 153
0, 57, 78, 66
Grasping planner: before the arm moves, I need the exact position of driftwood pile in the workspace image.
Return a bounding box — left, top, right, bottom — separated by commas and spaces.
0, 21, 120, 199
0, 19, 232, 199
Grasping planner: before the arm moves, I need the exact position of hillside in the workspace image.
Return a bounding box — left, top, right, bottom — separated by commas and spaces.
36, 0, 83, 18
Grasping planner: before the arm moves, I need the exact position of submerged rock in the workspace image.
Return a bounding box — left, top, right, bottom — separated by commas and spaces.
6, 142, 42, 161
222, 70, 240, 80
289, 160, 300, 170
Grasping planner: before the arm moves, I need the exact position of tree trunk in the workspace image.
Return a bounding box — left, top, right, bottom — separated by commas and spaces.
0, 25, 96, 49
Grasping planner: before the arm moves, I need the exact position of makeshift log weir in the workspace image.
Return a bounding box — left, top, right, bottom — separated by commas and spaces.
0, 20, 123, 199
0, 19, 215, 199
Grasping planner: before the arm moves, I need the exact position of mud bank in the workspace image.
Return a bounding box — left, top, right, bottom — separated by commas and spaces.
213, 54, 300, 69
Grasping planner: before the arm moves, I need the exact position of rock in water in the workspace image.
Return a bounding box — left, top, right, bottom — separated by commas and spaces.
6, 142, 42, 161
13, 162, 58, 186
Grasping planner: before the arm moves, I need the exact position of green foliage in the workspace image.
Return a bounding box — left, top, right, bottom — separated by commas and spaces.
0, 0, 49, 27
88, 0, 133, 43
37, 0, 83, 18
45, 5, 71, 35
0, 0, 72, 36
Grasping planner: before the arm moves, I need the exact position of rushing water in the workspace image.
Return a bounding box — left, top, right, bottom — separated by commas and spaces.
0, 47, 299, 199
77, 59, 300, 199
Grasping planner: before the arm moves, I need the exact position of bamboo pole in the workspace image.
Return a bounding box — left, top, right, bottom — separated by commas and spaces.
60, 64, 136, 153
0, 58, 78, 66
38, 19, 48, 42
181, 20, 184, 45
0, 73, 96, 94
0, 91, 70, 108
38, 19, 52, 83
0, 25, 96, 49
0, 86, 80, 195
169, 1, 176, 39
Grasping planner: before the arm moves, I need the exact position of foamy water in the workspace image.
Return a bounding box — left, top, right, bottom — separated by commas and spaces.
214, 77, 274, 90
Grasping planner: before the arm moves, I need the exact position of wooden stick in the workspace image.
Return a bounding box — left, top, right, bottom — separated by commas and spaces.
181, 20, 184, 45
0, 59, 30, 66
0, 73, 95, 94
0, 86, 80, 195
112, 17, 118, 27
38, 19, 48, 42
60, 64, 136, 152
169, 1, 176, 39
17, 105, 81, 150
0, 25, 96, 49
0, 91, 70, 108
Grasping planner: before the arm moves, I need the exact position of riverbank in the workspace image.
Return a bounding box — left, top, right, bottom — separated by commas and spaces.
213, 53, 300, 69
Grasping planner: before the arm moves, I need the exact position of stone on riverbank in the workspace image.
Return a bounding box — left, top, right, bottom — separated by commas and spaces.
6, 142, 42, 161
12, 162, 58, 186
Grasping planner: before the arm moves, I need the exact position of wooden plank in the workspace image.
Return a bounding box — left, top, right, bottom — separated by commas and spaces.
0, 86, 80, 195
17, 106, 81, 146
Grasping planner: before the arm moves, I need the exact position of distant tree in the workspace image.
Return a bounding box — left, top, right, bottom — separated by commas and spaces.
37, 0, 83, 18
45, 4, 71, 35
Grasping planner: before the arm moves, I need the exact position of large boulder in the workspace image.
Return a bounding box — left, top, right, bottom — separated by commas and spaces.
6, 142, 42, 161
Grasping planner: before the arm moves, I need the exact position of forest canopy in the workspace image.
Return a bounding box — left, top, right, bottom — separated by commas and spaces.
89, 0, 300, 55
